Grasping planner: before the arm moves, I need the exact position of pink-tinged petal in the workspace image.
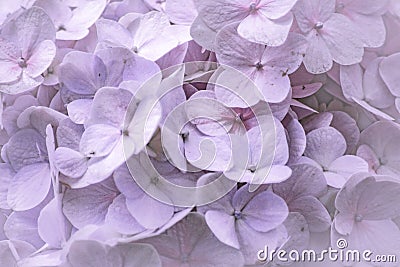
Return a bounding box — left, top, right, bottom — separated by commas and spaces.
79, 124, 121, 158
190, 16, 218, 52
205, 210, 239, 249
324, 171, 347, 188
341, 0, 389, 15
64, 0, 107, 33
26, 40, 56, 78
380, 52, 400, 97
185, 97, 237, 136
0, 45, 20, 82
238, 12, 293, 47
194, 0, 249, 31
59, 51, 107, 95
335, 175, 374, 215
259, 0, 298, 19
285, 118, 306, 163
105, 194, 145, 235
348, 220, 400, 255
290, 99, 319, 115
126, 192, 174, 230
357, 180, 400, 220
216, 22, 265, 74
158, 79, 186, 125
125, 97, 162, 155
254, 68, 291, 103
302, 112, 333, 133
0, 61, 20, 84
243, 191, 288, 232
356, 144, 380, 173
0, 39, 20, 62
185, 129, 232, 172
277, 213, 310, 262
305, 127, 347, 168
7, 163, 51, 211
62, 179, 118, 229
96, 18, 134, 48
293, 0, 335, 33
322, 13, 364, 65
303, 31, 333, 74
290, 196, 331, 232
56, 29, 89, 41
133, 24, 192, 62
330, 111, 360, 154
37, 197, 67, 248
17, 106, 66, 137
339, 64, 364, 101
161, 111, 188, 171
273, 164, 327, 201
328, 155, 368, 182
54, 147, 88, 178
2, 7, 56, 56
262, 33, 308, 73
273, 119, 290, 165
350, 13, 386, 48
86, 87, 132, 128
332, 215, 355, 237
57, 118, 84, 151
363, 58, 394, 109
67, 99, 93, 125
359, 121, 400, 158
0, 71, 43, 94
4, 209, 45, 249
292, 83, 323, 98
236, 221, 286, 265
214, 68, 263, 108
142, 213, 245, 267
165, 0, 197, 25
73, 139, 127, 188
269, 91, 291, 121
264, 164, 290, 183
0, 164, 14, 209
121, 51, 162, 85
5, 128, 47, 171
33, 0, 72, 26
351, 97, 394, 121
156, 42, 188, 70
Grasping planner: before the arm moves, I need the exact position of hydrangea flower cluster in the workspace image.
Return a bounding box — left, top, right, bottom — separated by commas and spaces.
0, 0, 400, 266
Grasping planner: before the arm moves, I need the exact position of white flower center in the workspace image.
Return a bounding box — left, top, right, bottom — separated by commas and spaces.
234, 210, 242, 220
355, 214, 363, 222
17, 57, 27, 68
314, 22, 324, 30
255, 62, 263, 70
249, 2, 258, 12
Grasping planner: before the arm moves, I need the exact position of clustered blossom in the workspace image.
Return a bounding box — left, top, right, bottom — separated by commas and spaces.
0, 0, 399, 266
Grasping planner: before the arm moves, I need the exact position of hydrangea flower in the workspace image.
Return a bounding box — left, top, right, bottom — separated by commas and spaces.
0, 7, 56, 94
215, 23, 307, 103
303, 126, 368, 188
333, 173, 400, 257
194, 0, 298, 47
200, 184, 288, 264
357, 121, 400, 176
293, 0, 364, 74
